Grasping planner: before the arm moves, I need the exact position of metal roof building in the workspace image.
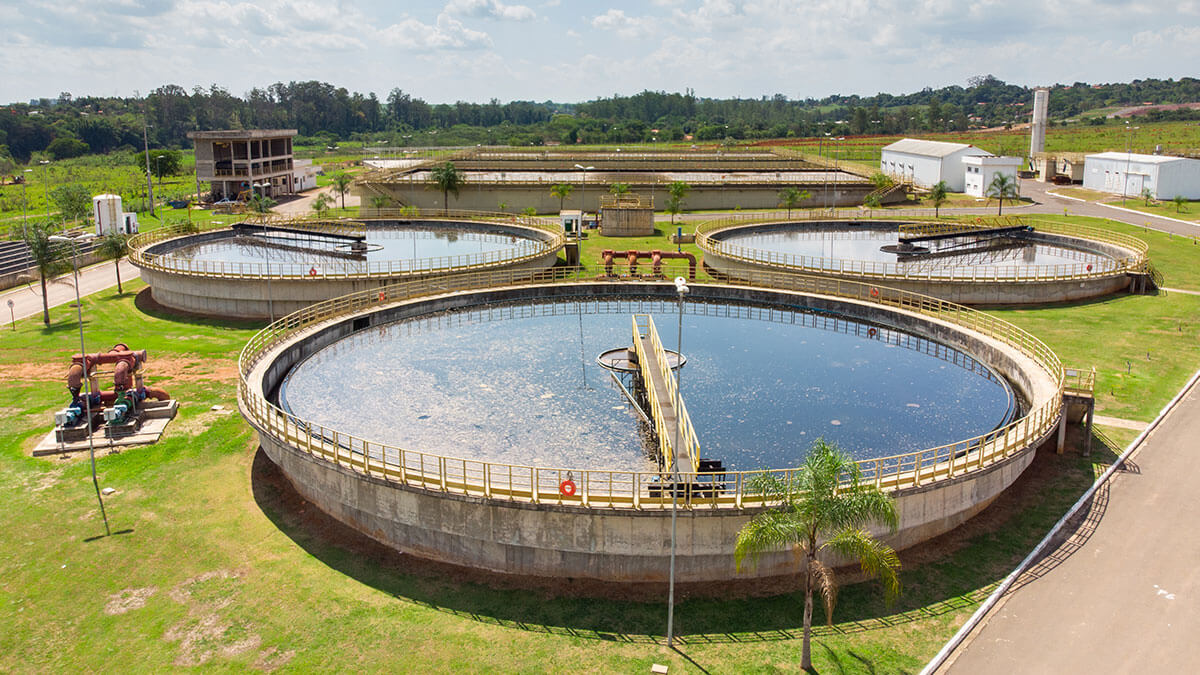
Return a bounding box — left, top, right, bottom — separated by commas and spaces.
880, 138, 992, 192
1082, 152, 1200, 200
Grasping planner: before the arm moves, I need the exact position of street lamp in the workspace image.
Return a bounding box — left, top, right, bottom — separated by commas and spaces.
48, 232, 110, 537
666, 275, 689, 648
153, 154, 165, 188
574, 164, 593, 240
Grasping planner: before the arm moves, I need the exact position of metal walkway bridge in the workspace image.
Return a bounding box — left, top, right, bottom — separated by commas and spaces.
631, 314, 700, 477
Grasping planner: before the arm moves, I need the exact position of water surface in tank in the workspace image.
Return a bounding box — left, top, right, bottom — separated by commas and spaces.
280, 298, 1017, 473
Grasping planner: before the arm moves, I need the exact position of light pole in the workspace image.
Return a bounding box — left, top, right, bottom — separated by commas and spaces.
1123, 122, 1139, 207
142, 120, 155, 217
49, 232, 110, 537
574, 164, 593, 239
666, 275, 689, 648
154, 154, 165, 188
40, 160, 51, 222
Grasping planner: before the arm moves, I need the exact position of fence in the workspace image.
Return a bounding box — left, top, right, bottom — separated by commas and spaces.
695, 214, 1149, 283
238, 263, 1065, 510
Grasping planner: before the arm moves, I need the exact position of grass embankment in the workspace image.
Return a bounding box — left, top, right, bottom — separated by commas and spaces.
1, 215, 1197, 671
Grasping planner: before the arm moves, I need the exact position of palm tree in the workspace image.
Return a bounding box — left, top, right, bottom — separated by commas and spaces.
929, 180, 948, 218
96, 231, 130, 295
778, 187, 811, 219
331, 172, 353, 209
247, 193, 276, 214
1141, 187, 1154, 206
311, 192, 333, 217
23, 221, 69, 326
986, 173, 1019, 215
431, 162, 463, 215
369, 195, 390, 210
550, 183, 574, 212
1173, 195, 1188, 213
609, 182, 631, 198
735, 440, 901, 671
666, 180, 690, 226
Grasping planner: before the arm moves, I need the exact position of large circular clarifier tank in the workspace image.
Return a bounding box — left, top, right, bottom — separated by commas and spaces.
130, 216, 563, 319
278, 298, 1017, 474
698, 219, 1148, 305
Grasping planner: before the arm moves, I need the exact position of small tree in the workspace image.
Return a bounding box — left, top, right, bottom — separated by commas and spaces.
431, 162, 463, 215
96, 231, 130, 294
311, 192, 333, 217
550, 183, 574, 211
248, 193, 276, 214
666, 180, 690, 226
134, 149, 183, 180
609, 182, 631, 198
735, 440, 901, 671
369, 195, 390, 210
23, 221, 69, 326
868, 171, 894, 190
929, 180, 949, 218
986, 173, 1019, 215
1173, 195, 1188, 213
51, 183, 91, 225
522, 206, 537, 216
331, 172, 353, 209
778, 187, 811, 219
864, 194, 882, 213
1141, 187, 1154, 206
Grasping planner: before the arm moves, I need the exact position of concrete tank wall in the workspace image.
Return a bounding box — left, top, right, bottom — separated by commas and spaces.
245, 282, 1060, 583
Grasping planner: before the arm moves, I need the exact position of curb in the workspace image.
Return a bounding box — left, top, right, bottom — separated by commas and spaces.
1096, 202, 1200, 227
921, 366, 1200, 675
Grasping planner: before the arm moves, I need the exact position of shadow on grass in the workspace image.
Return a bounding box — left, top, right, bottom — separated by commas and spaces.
133, 287, 266, 330
248, 426, 1116, 645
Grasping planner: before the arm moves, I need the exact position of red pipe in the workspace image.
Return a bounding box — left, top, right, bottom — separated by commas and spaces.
599, 250, 697, 279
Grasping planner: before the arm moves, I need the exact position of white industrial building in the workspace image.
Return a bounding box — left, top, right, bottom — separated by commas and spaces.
91, 194, 138, 236
1082, 152, 1200, 200
963, 155, 1023, 198
880, 139, 992, 192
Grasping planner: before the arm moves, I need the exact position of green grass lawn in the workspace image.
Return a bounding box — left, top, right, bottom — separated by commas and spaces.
1102, 199, 1200, 222
3, 213, 1198, 672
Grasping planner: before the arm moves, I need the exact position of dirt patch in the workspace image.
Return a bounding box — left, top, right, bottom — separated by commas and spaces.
171, 408, 235, 437
164, 568, 284, 668
104, 586, 157, 615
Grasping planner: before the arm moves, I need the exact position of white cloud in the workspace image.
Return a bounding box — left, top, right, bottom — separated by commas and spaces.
377, 12, 492, 49
445, 0, 536, 21
591, 8, 655, 39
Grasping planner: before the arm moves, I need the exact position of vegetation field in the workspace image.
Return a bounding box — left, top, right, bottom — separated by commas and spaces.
1, 212, 1197, 672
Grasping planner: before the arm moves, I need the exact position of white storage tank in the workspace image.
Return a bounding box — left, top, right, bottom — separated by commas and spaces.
93, 194, 123, 235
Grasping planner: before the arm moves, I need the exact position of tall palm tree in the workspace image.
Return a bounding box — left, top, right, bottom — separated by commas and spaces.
735, 440, 901, 671
929, 180, 948, 218
666, 180, 690, 226
331, 172, 353, 209
550, 183, 574, 212
23, 221, 69, 326
986, 174, 1019, 215
777, 187, 811, 219
431, 162, 463, 215
96, 231, 130, 295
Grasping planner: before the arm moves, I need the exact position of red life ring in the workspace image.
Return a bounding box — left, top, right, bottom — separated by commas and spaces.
378, 291, 386, 301
869, 287, 880, 298
559, 479, 577, 496
1086, 264, 1093, 272
308, 267, 318, 277
868, 328, 878, 338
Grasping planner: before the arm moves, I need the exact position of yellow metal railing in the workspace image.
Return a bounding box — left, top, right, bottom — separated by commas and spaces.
238, 263, 1064, 510
1063, 366, 1096, 398
695, 214, 1149, 283
631, 315, 701, 476
128, 211, 565, 280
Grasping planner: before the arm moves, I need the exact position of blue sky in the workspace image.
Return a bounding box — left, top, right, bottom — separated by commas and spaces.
2, 0, 1197, 104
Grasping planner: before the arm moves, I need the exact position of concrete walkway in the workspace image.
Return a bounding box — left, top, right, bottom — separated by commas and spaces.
941, 375, 1200, 674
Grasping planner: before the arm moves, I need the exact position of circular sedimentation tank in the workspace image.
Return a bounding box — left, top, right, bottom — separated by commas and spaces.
240, 271, 1064, 583
129, 214, 564, 319
697, 217, 1149, 305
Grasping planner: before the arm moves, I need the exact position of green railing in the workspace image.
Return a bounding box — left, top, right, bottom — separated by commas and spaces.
238, 264, 1064, 510
695, 214, 1149, 282
128, 211, 565, 280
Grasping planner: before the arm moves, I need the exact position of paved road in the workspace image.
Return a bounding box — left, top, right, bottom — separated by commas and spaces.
942, 376, 1200, 674
1, 259, 137, 324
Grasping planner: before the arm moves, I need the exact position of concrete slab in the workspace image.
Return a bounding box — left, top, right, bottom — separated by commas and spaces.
32, 401, 179, 456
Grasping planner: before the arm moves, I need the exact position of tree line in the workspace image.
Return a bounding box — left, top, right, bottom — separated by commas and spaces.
3, 76, 1199, 166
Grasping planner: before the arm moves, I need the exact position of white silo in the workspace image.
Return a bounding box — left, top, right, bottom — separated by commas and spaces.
1030, 88, 1049, 157
92, 194, 124, 235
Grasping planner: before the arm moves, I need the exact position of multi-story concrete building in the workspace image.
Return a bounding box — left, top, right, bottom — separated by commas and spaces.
188, 129, 301, 201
